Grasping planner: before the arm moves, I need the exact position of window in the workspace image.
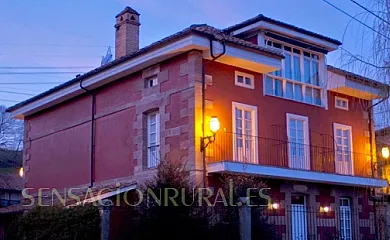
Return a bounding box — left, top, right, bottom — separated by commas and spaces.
287, 113, 310, 170
333, 123, 353, 175
232, 102, 258, 164
335, 96, 349, 110
145, 75, 158, 88
235, 71, 254, 89
339, 198, 352, 240
0, 192, 20, 207
147, 112, 160, 168
264, 39, 322, 106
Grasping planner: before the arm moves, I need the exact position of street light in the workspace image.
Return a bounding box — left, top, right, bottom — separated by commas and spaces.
200, 116, 220, 151
382, 147, 389, 159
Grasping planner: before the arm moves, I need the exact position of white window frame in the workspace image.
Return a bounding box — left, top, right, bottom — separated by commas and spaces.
335, 96, 349, 110
286, 113, 310, 170
235, 71, 254, 89
145, 75, 158, 88
333, 123, 354, 175
147, 112, 160, 168
263, 38, 324, 107
339, 197, 352, 240
232, 102, 258, 164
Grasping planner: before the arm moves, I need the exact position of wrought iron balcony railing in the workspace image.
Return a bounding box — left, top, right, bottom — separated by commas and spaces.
206, 132, 375, 178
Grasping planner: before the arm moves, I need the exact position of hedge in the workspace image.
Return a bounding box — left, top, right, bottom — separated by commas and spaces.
7, 204, 100, 240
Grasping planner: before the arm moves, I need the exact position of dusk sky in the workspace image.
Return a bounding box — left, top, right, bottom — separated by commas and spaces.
0, 0, 372, 107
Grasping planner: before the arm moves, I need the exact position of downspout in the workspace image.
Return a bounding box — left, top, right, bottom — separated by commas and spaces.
80, 80, 96, 188
367, 87, 389, 240
202, 39, 226, 188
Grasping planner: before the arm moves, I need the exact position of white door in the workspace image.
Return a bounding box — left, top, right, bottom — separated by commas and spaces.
333, 123, 353, 175
340, 198, 352, 240
233, 102, 257, 164
287, 114, 310, 170
291, 195, 307, 240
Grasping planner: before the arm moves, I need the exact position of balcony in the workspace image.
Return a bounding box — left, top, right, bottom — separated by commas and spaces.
206, 132, 388, 188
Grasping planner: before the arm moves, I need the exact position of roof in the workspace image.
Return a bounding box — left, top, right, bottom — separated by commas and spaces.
116, 6, 139, 17
0, 173, 22, 191
327, 65, 390, 90
6, 24, 283, 113
224, 14, 342, 46
376, 126, 390, 137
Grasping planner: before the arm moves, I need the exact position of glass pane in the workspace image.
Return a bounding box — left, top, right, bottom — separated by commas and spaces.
284, 46, 291, 51
293, 48, 300, 54
286, 82, 294, 99
237, 75, 243, 83
336, 129, 342, 136
245, 77, 251, 85
149, 133, 156, 143
312, 62, 319, 86
297, 130, 304, 139
149, 114, 156, 123
294, 84, 303, 101
150, 124, 156, 133
290, 128, 296, 138
274, 42, 282, 49
304, 58, 310, 84
236, 138, 243, 147
273, 69, 282, 77
296, 121, 303, 130
343, 130, 350, 138
293, 55, 301, 81
275, 79, 283, 96
305, 87, 313, 104
284, 54, 292, 79
235, 108, 242, 119
265, 76, 273, 94
313, 88, 321, 105
244, 111, 251, 120
304, 51, 310, 57
236, 119, 242, 128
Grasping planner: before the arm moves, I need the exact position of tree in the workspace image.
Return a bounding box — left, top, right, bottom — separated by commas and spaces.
133, 160, 208, 240
0, 105, 23, 151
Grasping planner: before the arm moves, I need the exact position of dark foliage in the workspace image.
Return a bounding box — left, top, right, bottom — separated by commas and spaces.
0, 148, 22, 169
6, 204, 100, 240
133, 160, 208, 240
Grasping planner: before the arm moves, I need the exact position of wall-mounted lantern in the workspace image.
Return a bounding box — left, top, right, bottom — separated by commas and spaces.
19, 167, 24, 178
200, 116, 220, 152
382, 147, 389, 159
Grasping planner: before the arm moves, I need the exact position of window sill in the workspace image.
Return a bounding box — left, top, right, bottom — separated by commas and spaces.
264, 92, 324, 108
235, 82, 254, 89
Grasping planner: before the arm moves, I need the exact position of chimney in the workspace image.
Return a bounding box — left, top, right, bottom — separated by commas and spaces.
115, 6, 140, 59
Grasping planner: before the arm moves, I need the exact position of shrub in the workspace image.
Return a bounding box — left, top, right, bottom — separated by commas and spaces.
7, 204, 100, 240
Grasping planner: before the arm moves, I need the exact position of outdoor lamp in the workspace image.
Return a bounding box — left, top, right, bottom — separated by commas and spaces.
382, 147, 389, 159
200, 116, 220, 151
19, 167, 24, 178
272, 203, 279, 210
323, 206, 330, 213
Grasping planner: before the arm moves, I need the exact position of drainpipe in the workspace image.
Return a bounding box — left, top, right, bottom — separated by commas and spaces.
80, 80, 96, 188
367, 87, 389, 240
202, 39, 226, 188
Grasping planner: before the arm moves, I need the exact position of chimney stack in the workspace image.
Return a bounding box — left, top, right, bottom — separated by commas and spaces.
115, 6, 140, 59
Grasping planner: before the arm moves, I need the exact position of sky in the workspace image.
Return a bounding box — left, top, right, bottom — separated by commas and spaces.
0, 0, 373, 107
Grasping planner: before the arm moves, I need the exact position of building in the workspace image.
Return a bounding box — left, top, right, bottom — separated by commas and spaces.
6, 6, 390, 239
